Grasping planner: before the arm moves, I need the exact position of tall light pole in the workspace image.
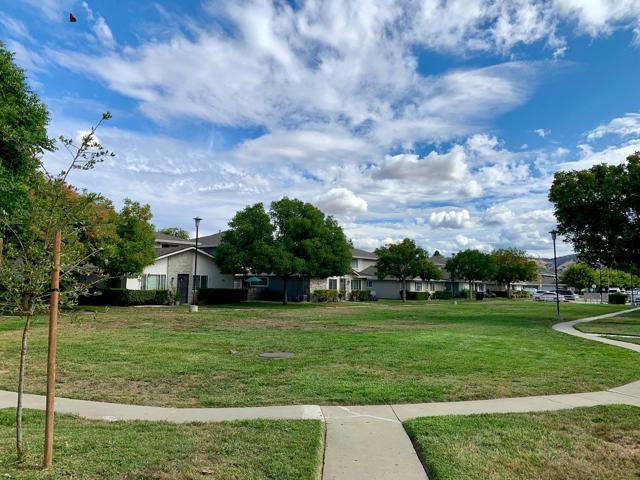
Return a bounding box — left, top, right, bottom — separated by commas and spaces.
191, 217, 202, 313
550, 230, 561, 319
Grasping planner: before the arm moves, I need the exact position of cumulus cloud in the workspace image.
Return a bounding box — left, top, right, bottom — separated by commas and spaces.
534, 128, 550, 138
314, 188, 368, 215
429, 209, 472, 229
586, 113, 640, 141
373, 146, 468, 182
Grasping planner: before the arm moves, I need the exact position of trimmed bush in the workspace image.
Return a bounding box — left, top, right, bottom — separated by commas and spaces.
489, 290, 509, 298
432, 290, 453, 300
400, 291, 430, 300
312, 289, 339, 302
198, 288, 248, 304
608, 293, 628, 305
350, 290, 371, 301
512, 290, 531, 298
456, 289, 470, 299
80, 289, 170, 306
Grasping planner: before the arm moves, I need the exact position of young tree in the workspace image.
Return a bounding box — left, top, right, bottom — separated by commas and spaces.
418, 258, 442, 296
159, 227, 190, 240
549, 153, 640, 273
374, 239, 427, 302
0, 112, 114, 462
446, 249, 496, 299
491, 248, 538, 298
560, 263, 596, 292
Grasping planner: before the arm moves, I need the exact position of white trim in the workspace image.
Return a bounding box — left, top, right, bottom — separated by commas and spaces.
156, 246, 215, 261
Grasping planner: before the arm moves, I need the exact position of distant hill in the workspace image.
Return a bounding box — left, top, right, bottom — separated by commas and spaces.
538, 254, 577, 272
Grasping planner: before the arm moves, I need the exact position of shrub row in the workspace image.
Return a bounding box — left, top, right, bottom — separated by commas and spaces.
80, 289, 170, 306
432, 290, 453, 300
512, 290, 531, 298
608, 292, 628, 304
399, 291, 430, 300
350, 290, 371, 301
198, 288, 248, 304
312, 289, 339, 302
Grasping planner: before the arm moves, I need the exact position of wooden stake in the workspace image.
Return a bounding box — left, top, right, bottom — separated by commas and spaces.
44, 230, 61, 468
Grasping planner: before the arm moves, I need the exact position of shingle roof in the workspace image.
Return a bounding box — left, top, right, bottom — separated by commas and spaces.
191, 231, 225, 247
154, 245, 215, 259
351, 247, 377, 260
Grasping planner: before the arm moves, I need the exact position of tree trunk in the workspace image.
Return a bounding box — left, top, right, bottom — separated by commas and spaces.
16, 313, 32, 462
401, 279, 406, 302
282, 275, 288, 305
469, 280, 473, 299
507, 283, 513, 299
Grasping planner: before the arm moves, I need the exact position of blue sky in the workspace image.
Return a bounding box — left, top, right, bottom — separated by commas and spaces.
2, 0, 640, 257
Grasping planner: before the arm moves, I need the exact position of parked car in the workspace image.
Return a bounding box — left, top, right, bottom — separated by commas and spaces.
540, 291, 568, 302
608, 287, 624, 294
532, 290, 548, 301
557, 289, 577, 301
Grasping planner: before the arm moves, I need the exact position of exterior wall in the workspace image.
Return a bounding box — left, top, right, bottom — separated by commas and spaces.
370, 280, 402, 299
126, 257, 168, 290
163, 251, 233, 303
310, 277, 328, 292
353, 258, 376, 272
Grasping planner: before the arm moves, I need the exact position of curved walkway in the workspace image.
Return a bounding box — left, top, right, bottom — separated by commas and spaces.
1, 307, 639, 480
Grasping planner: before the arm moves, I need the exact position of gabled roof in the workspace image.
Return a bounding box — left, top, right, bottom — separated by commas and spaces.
155, 246, 215, 260
352, 247, 377, 260
154, 232, 194, 245
191, 231, 225, 247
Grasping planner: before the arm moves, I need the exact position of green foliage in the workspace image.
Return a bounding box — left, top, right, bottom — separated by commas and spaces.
432, 290, 453, 300
446, 250, 496, 298
401, 291, 430, 300
418, 258, 442, 282
456, 288, 470, 299
350, 290, 371, 301
81, 289, 169, 306
512, 290, 531, 298
217, 198, 351, 303
549, 152, 640, 273
374, 239, 427, 302
561, 263, 596, 292
96, 199, 156, 278
159, 227, 190, 240
198, 288, 248, 305
608, 293, 628, 305
492, 248, 538, 295
311, 289, 339, 302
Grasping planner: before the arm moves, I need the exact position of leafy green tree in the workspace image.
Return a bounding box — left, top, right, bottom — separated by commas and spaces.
560, 263, 596, 292
549, 153, 640, 274
269, 198, 351, 304
96, 199, 156, 281
216, 198, 351, 304
159, 227, 190, 240
374, 239, 427, 302
418, 258, 442, 294
492, 248, 538, 298
215, 203, 274, 276
0, 42, 54, 235
0, 112, 113, 462
446, 249, 496, 299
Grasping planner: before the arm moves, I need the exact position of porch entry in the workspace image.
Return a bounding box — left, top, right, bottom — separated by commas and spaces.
177, 274, 189, 304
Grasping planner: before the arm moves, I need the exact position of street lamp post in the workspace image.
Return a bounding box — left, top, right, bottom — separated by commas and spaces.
550, 230, 561, 320
190, 217, 202, 313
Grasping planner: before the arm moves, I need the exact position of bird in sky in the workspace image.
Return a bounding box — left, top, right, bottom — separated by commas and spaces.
69, 13, 77, 22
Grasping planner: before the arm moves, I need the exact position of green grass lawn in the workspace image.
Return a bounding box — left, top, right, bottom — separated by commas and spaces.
576, 309, 640, 337
0, 409, 323, 479
404, 405, 640, 480
0, 301, 637, 407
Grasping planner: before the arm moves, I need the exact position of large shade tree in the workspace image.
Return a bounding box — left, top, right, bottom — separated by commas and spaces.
446, 249, 496, 299
417, 258, 442, 295
560, 263, 596, 292
374, 239, 427, 302
549, 153, 640, 275
491, 248, 538, 298
216, 198, 352, 304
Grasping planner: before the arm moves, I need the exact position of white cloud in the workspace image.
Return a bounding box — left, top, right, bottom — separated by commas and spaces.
82, 1, 116, 49
314, 188, 368, 215
586, 113, 640, 141
372, 146, 468, 181
429, 209, 472, 229
534, 128, 550, 138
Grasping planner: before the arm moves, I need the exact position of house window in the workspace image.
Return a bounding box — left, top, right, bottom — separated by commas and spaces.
194, 275, 208, 289
340, 278, 346, 290
351, 259, 359, 269
142, 274, 166, 290
328, 278, 338, 290
352, 279, 362, 290
415, 281, 423, 291
367, 280, 373, 288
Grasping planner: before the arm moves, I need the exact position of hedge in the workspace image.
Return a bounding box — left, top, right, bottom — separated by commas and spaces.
198, 288, 248, 304
350, 290, 371, 301
609, 293, 628, 305
400, 291, 430, 300
80, 289, 170, 306
432, 290, 453, 300
512, 290, 531, 298
312, 289, 339, 302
